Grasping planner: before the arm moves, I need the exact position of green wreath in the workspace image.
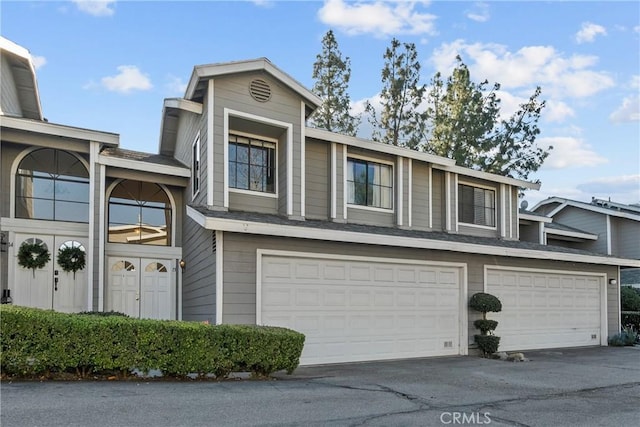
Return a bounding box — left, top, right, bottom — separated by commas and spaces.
57, 246, 86, 279
18, 241, 50, 277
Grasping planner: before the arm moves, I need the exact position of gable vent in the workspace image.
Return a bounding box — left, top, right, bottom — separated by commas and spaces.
249, 79, 271, 102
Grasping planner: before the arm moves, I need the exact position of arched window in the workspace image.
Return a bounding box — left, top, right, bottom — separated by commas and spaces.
15, 149, 89, 222
108, 180, 172, 246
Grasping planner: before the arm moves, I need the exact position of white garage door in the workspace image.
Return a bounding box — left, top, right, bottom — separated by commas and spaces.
259, 253, 463, 365
486, 268, 604, 351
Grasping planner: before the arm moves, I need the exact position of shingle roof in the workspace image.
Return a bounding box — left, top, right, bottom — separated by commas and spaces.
101, 147, 188, 169
545, 221, 596, 235
190, 206, 619, 260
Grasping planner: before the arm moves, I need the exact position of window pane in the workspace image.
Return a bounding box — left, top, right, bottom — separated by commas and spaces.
380, 165, 392, 186
347, 181, 355, 204
249, 165, 265, 191
229, 162, 237, 188
236, 145, 248, 164
16, 197, 54, 220
381, 187, 392, 209
236, 164, 249, 189
55, 180, 89, 203
229, 143, 237, 162
55, 201, 89, 223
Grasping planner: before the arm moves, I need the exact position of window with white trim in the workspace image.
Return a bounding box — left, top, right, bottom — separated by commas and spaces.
228, 134, 276, 193
347, 158, 393, 209
191, 136, 200, 198
458, 183, 496, 227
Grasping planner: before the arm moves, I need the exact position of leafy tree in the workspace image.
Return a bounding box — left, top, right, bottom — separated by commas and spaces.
310, 30, 359, 136
366, 38, 425, 147
421, 56, 551, 181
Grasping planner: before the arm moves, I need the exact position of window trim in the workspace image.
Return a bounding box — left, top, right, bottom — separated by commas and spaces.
191, 134, 200, 200
227, 131, 279, 198
457, 180, 497, 229
346, 154, 395, 212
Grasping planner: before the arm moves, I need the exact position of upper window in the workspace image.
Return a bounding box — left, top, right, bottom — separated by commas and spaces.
458, 183, 496, 227
15, 148, 90, 222
192, 136, 200, 198
347, 158, 393, 210
108, 180, 172, 246
228, 134, 276, 193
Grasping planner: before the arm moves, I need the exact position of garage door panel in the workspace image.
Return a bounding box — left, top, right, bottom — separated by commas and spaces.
261, 255, 462, 365
486, 268, 602, 351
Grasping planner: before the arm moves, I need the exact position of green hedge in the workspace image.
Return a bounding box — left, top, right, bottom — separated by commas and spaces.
0, 305, 304, 378
621, 311, 640, 332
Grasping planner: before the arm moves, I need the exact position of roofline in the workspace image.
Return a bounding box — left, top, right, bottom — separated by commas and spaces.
306, 127, 456, 167
0, 115, 119, 146
98, 154, 191, 178
534, 197, 640, 221
433, 164, 540, 189
187, 206, 640, 268
519, 212, 553, 223
0, 37, 43, 120
544, 227, 598, 241
185, 58, 322, 109
163, 98, 203, 115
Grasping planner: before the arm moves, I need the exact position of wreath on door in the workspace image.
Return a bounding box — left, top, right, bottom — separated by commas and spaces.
57, 246, 86, 279
17, 241, 51, 277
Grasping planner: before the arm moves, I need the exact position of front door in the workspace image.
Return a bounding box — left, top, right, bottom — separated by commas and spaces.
13, 234, 88, 313
107, 257, 173, 319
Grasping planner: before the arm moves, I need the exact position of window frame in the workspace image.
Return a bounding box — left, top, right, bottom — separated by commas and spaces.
457, 181, 497, 229
227, 131, 278, 198
346, 154, 394, 212
191, 134, 200, 200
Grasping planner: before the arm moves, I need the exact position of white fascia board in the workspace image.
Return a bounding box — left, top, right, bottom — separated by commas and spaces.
519, 213, 553, 223
305, 127, 455, 167
186, 206, 640, 268
433, 163, 540, 190
0, 38, 43, 120
188, 59, 321, 108
98, 155, 191, 178
544, 227, 598, 241
1, 116, 119, 146
163, 98, 203, 115
535, 198, 640, 222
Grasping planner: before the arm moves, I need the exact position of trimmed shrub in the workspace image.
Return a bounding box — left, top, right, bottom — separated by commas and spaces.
77, 310, 129, 317
0, 305, 305, 378
474, 319, 498, 335
469, 293, 502, 319
474, 335, 500, 355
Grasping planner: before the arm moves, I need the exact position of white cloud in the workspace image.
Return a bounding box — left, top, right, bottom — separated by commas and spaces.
539, 136, 607, 169
100, 65, 152, 94
575, 22, 607, 44
609, 96, 640, 123
32, 55, 47, 70
577, 175, 640, 197
629, 75, 640, 89
430, 40, 614, 98
165, 75, 187, 95
466, 2, 490, 23
544, 100, 575, 123
251, 0, 274, 7
317, 0, 437, 37
72, 0, 116, 17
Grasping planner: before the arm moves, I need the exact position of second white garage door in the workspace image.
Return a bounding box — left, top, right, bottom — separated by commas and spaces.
485, 267, 605, 351
258, 252, 465, 365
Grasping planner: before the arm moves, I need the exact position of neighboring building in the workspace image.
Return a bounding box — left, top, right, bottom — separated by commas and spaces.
2, 37, 639, 365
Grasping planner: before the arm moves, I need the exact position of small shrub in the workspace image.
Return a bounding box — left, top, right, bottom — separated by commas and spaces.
474, 319, 498, 335
608, 328, 638, 347
474, 335, 500, 355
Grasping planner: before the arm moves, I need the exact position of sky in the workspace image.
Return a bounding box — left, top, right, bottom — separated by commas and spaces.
2, 0, 639, 207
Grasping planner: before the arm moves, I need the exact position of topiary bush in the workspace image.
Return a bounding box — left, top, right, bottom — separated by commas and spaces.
0, 305, 305, 378
469, 292, 502, 357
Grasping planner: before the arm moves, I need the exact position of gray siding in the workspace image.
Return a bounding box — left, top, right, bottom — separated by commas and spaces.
347, 207, 395, 227
221, 232, 619, 341
402, 158, 409, 226
1, 56, 22, 117
411, 161, 430, 230
229, 191, 277, 214
519, 223, 541, 244
613, 217, 640, 259
173, 110, 205, 205
335, 144, 345, 221
0, 142, 22, 218
212, 73, 303, 216
431, 169, 445, 230
181, 216, 216, 323
305, 139, 329, 220
554, 208, 608, 254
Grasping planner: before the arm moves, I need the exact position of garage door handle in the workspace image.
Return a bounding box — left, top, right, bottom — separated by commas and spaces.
135, 293, 139, 301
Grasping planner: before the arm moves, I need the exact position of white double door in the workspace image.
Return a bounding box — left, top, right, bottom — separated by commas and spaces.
107, 257, 174, 320
13, 234, 88, 313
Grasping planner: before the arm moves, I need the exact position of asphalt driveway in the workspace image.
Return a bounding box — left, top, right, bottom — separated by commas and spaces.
1, 346, 639, 426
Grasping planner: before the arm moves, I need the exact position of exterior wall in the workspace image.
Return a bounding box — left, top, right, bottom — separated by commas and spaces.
553, 208, 608, 254
411, 161, 431, 230
612, 217, 640, 259
221, 231, 619, 341
335, 143, 346, 222
431, 169, 445, 231
0, 141, 22, 218
211, 73, 303, 217
172, 110, 205, 206
228, 191, 277, 214
0, 56, 21, 117
305, 139, 329, 220
519, 223, 541, 244
181, 216, 216, 323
